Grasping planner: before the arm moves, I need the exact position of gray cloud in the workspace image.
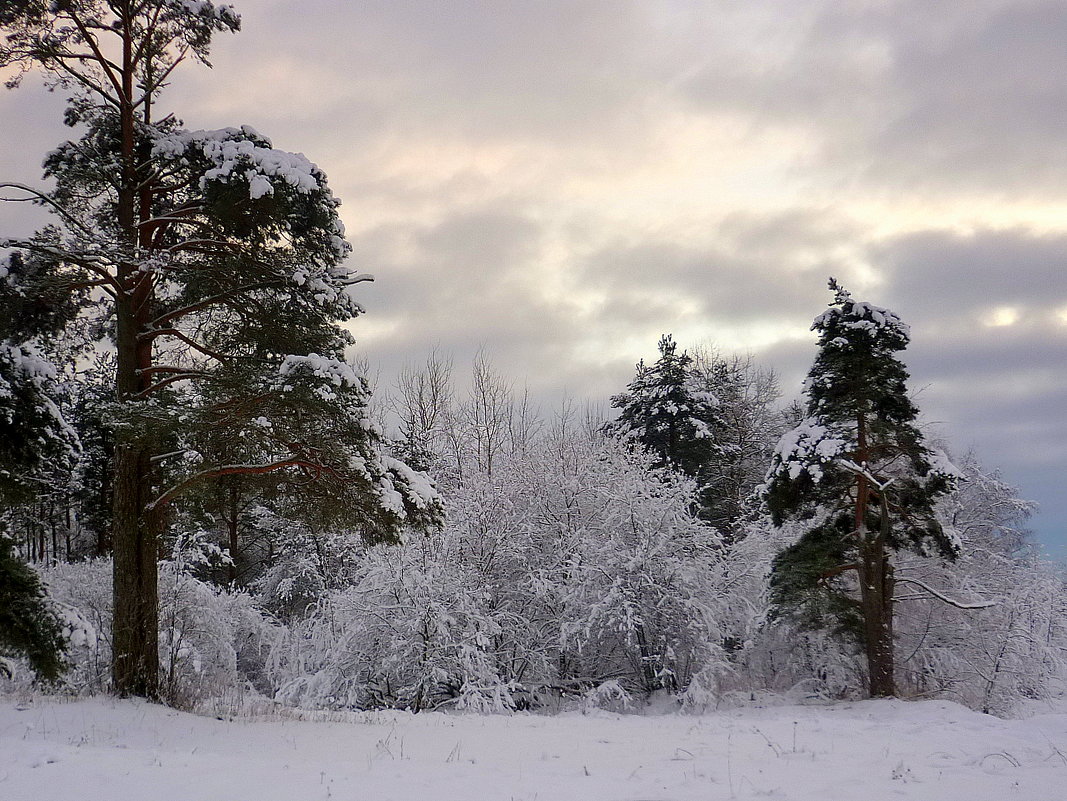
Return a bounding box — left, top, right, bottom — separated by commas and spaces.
3, 1, 1067, 550
0, 83, 69, 239
679, 1, 1067, 195
877, 229, 1067, 318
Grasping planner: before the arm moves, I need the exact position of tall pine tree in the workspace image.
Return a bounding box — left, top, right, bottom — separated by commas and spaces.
763, 279, 959, 697
1, 1, 441, 699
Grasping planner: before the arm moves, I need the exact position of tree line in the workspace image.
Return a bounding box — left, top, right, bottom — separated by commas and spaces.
1, 1, 1063, 713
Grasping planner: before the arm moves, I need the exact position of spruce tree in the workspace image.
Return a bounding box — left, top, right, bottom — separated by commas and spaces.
763, 279, 959, 697
0, 249, 77, 684
0, 533, 68, 683
607, 335, 723, 522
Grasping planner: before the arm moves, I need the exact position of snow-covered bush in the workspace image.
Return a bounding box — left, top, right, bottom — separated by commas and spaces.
895, 455, 1067, 714
19, 555, 279, 707
267, 417, 730, 711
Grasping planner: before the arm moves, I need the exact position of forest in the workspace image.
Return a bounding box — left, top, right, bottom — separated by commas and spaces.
1, 1, 1064, 722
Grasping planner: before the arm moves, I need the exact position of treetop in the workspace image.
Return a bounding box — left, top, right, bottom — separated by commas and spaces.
814, 278, 910, 351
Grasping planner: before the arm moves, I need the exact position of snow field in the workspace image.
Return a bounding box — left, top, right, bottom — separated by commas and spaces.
2, 697, 1067, 800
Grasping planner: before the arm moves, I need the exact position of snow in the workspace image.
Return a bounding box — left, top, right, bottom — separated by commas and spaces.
927, 447, 965, 480
153, 128, 322, 195
171, 0, 239, 23
277, 354, 363, 389
3, 696, 1067, 800
0, 341, 58, 385
382, 453, 441, 511
150, 128, 351, 258
813, 299, 911, 341
768, 419, 848, 482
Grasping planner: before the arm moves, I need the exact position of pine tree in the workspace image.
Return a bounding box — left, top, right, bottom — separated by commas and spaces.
1, 2, 441, 699
607, 335, 723, 521
762, 279, 959, 697
0, 532, 68, 683
0, 249, 77, 684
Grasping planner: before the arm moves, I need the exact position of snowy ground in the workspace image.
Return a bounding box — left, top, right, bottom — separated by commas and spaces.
2, 696, 1067, 800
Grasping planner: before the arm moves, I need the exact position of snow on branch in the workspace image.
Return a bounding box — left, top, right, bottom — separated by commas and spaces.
896, 577, 999, 609
836, 458, 895, 490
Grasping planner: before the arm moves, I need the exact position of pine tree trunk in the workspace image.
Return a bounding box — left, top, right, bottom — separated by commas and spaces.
112, 291, 158, 698
855, 412, 895, 697
111, 440, 158, 698
859, 541, 895, 697
111, 279, 160, 698
111, 20, 159, 698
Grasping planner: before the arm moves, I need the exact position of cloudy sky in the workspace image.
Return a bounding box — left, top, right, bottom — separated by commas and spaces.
2, 0, 1066, 554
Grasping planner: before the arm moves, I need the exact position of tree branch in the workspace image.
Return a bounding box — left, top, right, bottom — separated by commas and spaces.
819, 562, 860, 581
149, 280, 285, 327
67, 9, 125, 97
895, 577, 999, 609
138, 327, 229, 362
148, 457, 337, 510
132, 371, 213, 398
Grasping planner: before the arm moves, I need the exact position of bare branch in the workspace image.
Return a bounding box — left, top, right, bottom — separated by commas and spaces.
139, 327, 229, 362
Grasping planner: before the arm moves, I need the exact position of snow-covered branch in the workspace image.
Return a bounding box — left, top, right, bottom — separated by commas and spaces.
896, 577, 999, 609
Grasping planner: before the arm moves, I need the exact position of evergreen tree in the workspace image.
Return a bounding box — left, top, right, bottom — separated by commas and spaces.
68, 355, 117, 558
607, 335, 723, 521
1, 1, 440, 699
0, 533, 68, 683
0, 252, 80, 505
762, 279, 959, 697
0, 249, 77, 684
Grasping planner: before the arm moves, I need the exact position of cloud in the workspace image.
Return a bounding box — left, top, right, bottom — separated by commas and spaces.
2, 1, 1067, 547
680, 1, 1067, 198
877, 228, 1067, 320
0, 83, 70, 239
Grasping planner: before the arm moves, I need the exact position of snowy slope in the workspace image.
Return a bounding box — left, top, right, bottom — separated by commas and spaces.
2, 696, 1066, 800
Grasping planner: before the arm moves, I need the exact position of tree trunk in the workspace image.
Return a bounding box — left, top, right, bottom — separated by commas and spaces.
111, 263, 159, 698
859, 541, 895, 697
49, 504, 57, 565
634, 620, 661, 694
111, 440, 158, 698
227, 484, 239, 585
854, 411, 895, 697
110, 14, 160, 700
112, 282, 158, 698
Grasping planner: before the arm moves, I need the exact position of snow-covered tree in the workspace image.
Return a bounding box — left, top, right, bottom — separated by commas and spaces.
0, 252, 80, 508
763, 280, 959, 697
690, 348, 785, 539
0, 533, 68, 683
0, 247, 81, 684
607, 335, 724, 523
895, 454, 1066, 714
1, 1, 440, 699
266, 374, 730, 711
